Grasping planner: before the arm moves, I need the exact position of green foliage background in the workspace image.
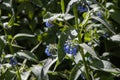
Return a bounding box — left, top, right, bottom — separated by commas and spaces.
0, 0, 120, 80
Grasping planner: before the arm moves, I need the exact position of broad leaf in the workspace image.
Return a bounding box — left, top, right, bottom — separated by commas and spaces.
31, 65, 43, 80
80, 43, 100, 60
43, 13, 74, 22
0, 37, 5, 53
43, 57, 57, 75
110, 10, 120, 25
58, 28, 69, 62
11, 33, 35, 43
110, 34, 120, 42
69, 62, 82, 80
21, 71, 31, 80
90, 59, 120, 75
31, 65, 49, 80
91, 16, 116, 34
65, 0, 80, 14
15, 50, 38, 63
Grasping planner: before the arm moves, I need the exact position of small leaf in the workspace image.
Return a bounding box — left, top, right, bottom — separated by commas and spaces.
81, 11, 90, 27
15, 50, 38, 62
8, 15, 15, 28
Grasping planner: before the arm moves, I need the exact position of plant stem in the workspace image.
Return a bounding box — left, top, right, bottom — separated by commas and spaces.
61, 0, 65, 13
3, 29, 14, 54
80, 49, 91, 80
16, 66, 22, 80
73, 5, 90, 80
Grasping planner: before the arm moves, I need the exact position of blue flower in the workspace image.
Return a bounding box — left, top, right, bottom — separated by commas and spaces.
93, 11, 103, 22
45, 21, 54, 27
96, 11, 102, 18
80, 73, 86, 80
45, 46, 52, 56
78, 5, 88, 13
64, 42, 77, 55
10, 57, 17, 66
102, 33, 109, 38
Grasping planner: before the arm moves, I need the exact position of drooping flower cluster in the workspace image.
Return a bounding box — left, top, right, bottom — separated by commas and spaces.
64, 41, 78, 55
45, 44, 57, 56
45, 21, 54, 27
10, 57, 17, 66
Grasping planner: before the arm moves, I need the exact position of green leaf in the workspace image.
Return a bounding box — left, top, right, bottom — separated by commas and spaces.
81, 11, 90, 27
31, 65, 49, 80
94, 71, 115, 80
4, 70, 15, 80
58, 28, 69, 62
21, 71, 31, 80
31, 65, 43, 80
69, 63, 82, 80
91, 16, 116, 34
101, 60, 120, 74
80, 43, 100, 60
43, 13, 74, 22
110, 10, 120, 25
11, 33, 35, 43
43, 57, 57, 75
15, 50, 38, 62
90, 59, 120, 75
30, 0, 43, 7
110, 34, 120, 42
0, 37, 5, 53
8, 15, 15, 28
65, 0, 80, 14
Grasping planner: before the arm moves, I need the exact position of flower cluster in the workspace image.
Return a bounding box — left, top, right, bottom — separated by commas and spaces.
64, 41, 78, 55
45, 21, 54, 27
78, 5, 88, 13
10, 57, 17, 66
45, 44, 57, 56
45, 45, 52, 56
